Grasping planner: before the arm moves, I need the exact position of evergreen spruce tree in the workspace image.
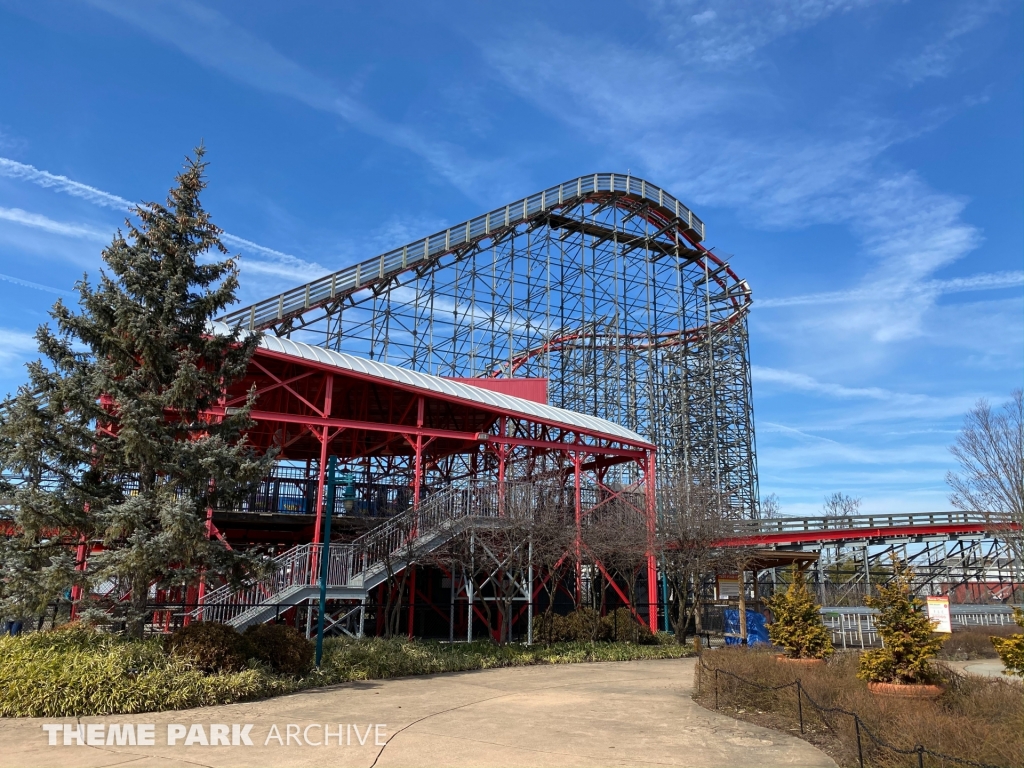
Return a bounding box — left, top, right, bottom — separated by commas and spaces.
990, 607, 1024, 679
765, 568, 833, 659
857, 556, 944, 684
0, 147, 275, 636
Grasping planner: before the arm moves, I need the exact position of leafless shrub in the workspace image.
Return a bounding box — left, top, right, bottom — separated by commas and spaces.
696, 648, 1023, 768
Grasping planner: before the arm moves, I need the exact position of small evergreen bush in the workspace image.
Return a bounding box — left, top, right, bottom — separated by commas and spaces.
990, 607, 1024, 678
166, 622, 250, 673
244, 623, 314, 675
856, 558, 943, 684
765, 568, 833, 659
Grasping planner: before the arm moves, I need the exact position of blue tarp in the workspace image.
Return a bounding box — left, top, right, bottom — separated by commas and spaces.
723, 609, 770, 645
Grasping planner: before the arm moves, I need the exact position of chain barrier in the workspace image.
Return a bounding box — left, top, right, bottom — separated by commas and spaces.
695, 653, 999, 768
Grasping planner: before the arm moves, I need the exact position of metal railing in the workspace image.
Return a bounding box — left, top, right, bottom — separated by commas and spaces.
736, 511, 1015, 536
193, 543, 353, 625
820, 605, 1019, 650
219, 173, 705, 332
189, 481, 526, 626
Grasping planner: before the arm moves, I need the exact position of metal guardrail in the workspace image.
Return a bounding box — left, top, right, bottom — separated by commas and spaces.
820, 604, 1019, 650
219, 173, 706, 332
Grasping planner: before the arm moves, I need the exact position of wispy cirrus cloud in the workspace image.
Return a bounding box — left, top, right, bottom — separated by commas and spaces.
894, 0, 1005, 85
85, 0, 508, 201
0, 156, 131, 210
0, 328, 40, 365
758, 271, 1024, 308
650, 0, 886, 66
0, 206, 110, 242
0, 155, 326, 291
478, 20, 1006, 349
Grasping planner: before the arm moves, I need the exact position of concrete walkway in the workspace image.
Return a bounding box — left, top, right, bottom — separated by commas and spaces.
0, 658, 836, 768
945, 659, 1010, 678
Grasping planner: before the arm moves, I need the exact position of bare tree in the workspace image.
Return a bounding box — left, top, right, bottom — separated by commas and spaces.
658, 477, 735, 644
947, 389, 1024, 570
528, 483, 575, 644
582, 495, 651, 639
821, 492, 860, 521
760, 493, 781, 519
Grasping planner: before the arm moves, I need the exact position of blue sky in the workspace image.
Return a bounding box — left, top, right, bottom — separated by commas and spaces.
0, 0, 1020, 516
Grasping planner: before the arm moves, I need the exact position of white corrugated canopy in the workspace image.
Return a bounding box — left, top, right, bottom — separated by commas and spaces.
209, 322, 650, 447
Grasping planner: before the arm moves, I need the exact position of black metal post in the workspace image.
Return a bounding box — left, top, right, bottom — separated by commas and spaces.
714, 668, 719, 710
797, 680, 804, 734
916, 745, 924, 768
315, 455, 337, 668
854, 716, 864, 768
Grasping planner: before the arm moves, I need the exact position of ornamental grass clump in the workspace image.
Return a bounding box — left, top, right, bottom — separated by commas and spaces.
765, 568, 833, 659
857, 558, 944, 685
989, 607, 1024, 678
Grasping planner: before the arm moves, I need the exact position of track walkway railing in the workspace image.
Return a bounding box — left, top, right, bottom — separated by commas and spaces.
219, 173, 706, 333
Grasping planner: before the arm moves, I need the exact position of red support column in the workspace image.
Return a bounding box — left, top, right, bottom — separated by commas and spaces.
69, 536, 88, 620
645, 449, 658, 633
413, 396, 424, 509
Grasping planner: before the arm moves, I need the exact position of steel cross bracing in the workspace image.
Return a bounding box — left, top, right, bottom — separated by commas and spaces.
221, 173, 759, 517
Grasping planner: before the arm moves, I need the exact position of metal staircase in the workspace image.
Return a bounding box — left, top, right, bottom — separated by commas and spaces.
190, 483, 509, 629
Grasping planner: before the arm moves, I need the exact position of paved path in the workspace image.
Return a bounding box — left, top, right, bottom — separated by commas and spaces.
945, 659, 1010, 678
0, 658, 836, 768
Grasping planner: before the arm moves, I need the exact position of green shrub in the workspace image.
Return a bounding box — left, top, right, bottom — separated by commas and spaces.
856, 557, 943, 684
244, 623, 314, 675
765, 568, 833, 659
532, 608, 655, 644
532, 611, 573, 644
603, 608, 655, 644
0, 624, 290, 717
564, 607, 610, 641
990, 607, 1024, 678
166, 622, 250, 673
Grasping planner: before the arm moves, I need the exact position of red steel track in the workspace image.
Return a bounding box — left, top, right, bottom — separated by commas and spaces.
716, 511, 1019, 549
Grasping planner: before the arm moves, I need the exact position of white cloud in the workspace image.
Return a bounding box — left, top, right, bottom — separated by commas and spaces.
0, 328, 39, 365
86, 0, 505, 200
0, 155, 328, 294
650, 0, 885, 66
894, 1, 1003, 85
0, 206, 110, 242
479, 22, 993, 349
758, 270, 1024, 308
0, 157, 131, 211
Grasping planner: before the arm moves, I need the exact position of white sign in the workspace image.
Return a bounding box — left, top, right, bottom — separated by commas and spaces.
926, 596, 952, 633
